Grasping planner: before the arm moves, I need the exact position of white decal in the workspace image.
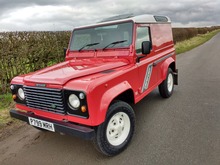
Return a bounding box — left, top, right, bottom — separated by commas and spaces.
142, 64, 153, 92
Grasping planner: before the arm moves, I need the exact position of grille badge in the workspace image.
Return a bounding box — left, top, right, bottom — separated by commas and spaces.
51, 104, 56, 109
35, 83, 46, 87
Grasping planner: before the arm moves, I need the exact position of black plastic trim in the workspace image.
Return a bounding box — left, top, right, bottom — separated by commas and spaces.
64, 90, 89, 118
11, 84, 26, 105
24, 86, 65, 114
10, 110, 95, 140
153, 52, 174, 67
173, 69, 178, 85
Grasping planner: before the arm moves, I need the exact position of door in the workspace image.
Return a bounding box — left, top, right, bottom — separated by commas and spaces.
136, 25, 158, 95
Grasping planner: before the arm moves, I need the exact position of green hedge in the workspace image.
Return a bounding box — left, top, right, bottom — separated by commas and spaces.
0, 31, 70, 94
172, 26, 220, 43
0, 26, 220, 94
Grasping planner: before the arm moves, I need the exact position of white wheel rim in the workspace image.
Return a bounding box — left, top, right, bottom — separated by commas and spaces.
167, 73, 174, 93
106, 112, 130, 146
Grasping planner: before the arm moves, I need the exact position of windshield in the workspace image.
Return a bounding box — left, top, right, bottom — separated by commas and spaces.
69, 22, 133, 51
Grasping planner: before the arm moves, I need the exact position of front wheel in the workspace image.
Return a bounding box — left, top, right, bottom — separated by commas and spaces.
159, 68, 174, 98
93, 101, 135, 156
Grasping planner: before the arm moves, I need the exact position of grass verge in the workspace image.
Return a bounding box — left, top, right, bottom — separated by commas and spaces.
175, 29, 220, 54
0, 94, 24, 141
0, 93, 12, 110
0, 94, 15, 129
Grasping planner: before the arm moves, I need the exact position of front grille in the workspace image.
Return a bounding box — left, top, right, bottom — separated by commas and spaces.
24, 86, 65, 114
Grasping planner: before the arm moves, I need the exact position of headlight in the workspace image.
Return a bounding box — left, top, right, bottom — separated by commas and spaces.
18, 88, 25, 100
68, 94, 80, 109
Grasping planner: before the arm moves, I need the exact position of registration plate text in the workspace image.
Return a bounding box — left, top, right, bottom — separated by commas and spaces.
28, 117, 55, 132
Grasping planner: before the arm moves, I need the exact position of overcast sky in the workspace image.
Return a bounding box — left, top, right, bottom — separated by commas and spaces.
0, 0, 219, 32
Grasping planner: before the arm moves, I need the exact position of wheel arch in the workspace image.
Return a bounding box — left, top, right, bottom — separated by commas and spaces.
95, 81, 135, 125
161, 57, 175, 80
113, 89, 135, 105
168, 61, 178, 85
169, 62, 176, 72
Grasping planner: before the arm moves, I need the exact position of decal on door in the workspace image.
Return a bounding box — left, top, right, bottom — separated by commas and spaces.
142, 63, 153, 92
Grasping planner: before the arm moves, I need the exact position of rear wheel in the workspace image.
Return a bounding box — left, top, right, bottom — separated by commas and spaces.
159, 68, 174, 98
93, 101, 135, 156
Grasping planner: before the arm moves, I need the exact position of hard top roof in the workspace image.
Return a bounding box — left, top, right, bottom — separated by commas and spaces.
75, 14, 171, 29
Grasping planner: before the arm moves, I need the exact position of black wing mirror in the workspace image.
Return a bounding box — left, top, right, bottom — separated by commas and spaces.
142, 41, 152, 55
137, 41, 152, 63
64, 48, 67, 57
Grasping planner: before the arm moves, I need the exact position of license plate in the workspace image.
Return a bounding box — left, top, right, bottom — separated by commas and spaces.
28, 117, 55, 132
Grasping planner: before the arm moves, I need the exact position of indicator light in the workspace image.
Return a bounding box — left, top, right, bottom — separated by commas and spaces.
12, 94, 17, 100
81, 106, 87, 113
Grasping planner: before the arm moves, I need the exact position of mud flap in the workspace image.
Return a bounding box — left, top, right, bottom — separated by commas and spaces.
173, 69, 178, 85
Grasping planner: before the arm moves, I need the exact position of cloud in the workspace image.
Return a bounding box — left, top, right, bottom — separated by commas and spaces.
0, 0, 220, 31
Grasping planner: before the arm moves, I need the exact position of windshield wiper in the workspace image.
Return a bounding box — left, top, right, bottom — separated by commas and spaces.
102, 40, 127, 50
78, 42, 100, 52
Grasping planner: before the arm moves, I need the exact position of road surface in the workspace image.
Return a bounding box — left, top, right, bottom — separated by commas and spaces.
1, 33, 220, 165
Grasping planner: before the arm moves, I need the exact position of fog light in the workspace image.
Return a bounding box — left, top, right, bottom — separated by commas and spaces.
81, 106, 87, 113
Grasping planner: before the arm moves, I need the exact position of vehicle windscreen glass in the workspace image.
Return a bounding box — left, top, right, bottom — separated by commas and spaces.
69, 22, 133, 51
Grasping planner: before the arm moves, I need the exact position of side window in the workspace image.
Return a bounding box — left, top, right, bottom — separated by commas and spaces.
135, 27, 150, 54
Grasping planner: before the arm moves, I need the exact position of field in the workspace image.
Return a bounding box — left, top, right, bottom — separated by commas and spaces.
0, 27, 220, 94
175, 29, 220, 54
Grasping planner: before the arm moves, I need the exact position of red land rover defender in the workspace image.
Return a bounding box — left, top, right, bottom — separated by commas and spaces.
10, 14, 178, 156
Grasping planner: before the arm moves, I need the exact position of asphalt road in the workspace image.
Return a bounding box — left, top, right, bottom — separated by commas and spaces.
1, 33, 220, 165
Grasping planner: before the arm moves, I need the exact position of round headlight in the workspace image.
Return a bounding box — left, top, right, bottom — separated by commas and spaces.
18, 88, 25, 100
68, 94, 80, 109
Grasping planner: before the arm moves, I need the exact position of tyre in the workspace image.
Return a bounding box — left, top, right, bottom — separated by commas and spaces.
93, 101, 135, 156
159, 68, 174, 98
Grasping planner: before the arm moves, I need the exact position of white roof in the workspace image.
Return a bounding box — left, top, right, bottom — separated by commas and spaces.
75, 14, 171, 29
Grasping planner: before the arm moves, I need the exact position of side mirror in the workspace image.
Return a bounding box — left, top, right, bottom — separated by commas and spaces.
137, 41, 152, 63
142, 41, 152, 55
64, 48, 67, 57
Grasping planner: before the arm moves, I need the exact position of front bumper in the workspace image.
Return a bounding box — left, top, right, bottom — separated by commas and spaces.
10, 109, 95, 140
